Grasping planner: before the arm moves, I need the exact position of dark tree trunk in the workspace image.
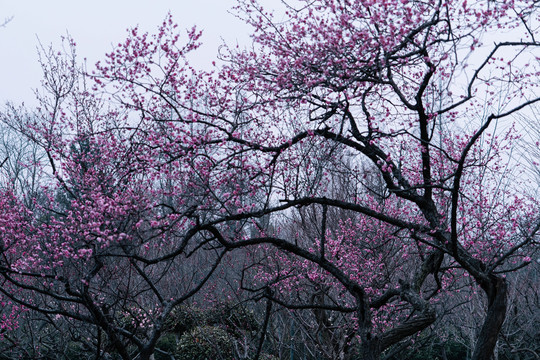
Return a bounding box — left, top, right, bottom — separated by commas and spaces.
360, 339, 381, 360
138, 348, 154, 360
472, 275, 507, 360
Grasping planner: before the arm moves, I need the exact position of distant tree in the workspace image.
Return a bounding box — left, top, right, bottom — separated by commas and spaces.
0, 16, 12, 28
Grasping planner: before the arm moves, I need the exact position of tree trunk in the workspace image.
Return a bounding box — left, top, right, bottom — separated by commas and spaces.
360, 339, 381, 360
472, 276, 507, 360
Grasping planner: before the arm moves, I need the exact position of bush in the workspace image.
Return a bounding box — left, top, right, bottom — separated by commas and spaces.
206, 302, 259, 335
165, 305, 206, 335
165, 302, 259, 336
154, 333, 178, 360
175, 325, 235, 360
404, 339, 468, 360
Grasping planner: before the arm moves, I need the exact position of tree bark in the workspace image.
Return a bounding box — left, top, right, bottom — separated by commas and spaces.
360, 339, 381, 360
472, 275, 508, 360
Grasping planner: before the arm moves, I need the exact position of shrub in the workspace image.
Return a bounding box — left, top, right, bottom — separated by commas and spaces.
175, 325, 235, 360
165, 306, 206, 335
154, 333, 178, 360
206, 302, 259, 336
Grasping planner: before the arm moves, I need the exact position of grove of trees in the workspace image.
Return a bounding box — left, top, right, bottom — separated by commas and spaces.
1, 1, 539, 359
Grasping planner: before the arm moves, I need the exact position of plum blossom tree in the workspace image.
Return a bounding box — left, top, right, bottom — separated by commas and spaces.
215, 1, 540, 358
1, 1, 540, 359
0, 37, 238, 359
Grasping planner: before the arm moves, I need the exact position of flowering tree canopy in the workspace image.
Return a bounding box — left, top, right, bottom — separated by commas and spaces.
1, 1, 540, 359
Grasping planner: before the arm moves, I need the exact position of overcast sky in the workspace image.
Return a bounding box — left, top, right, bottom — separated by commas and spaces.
0, 0, 253, 105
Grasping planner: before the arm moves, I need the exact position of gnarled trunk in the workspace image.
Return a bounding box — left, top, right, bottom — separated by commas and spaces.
472, 275, 507, 360
360, 338, 381, 360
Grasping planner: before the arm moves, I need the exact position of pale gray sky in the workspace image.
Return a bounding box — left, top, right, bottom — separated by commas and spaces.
0, 0, 252, 105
